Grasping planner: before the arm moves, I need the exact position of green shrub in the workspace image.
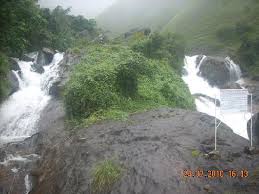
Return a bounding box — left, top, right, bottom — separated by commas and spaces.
216, 26, 236, 42
91, 160, 123, 194
131, 33, 185, 74
0, 53, 10, 102
64, 44, 195, 122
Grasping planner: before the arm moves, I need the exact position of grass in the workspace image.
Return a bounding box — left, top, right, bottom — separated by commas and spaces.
191, 150, 201, 158
91, 159, 123, 194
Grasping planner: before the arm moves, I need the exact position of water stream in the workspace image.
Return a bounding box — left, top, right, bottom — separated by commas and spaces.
0, 53, 64, 144
183, 55, 252, 139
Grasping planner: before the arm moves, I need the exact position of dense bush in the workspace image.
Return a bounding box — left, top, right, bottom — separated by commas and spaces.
131, 33, 185, 74
0, 53, 10, 102
0, 1, 97, 57
64, 44, 194, 120
237, 37, 259, 76
216, 26, 236, 42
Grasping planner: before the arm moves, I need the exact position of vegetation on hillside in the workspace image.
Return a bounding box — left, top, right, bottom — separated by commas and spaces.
163, 0, 259, 76
132, 33, 185, 74
98, 0, 259, 77
0, 0, 97, 101
0, 54, 10, 102
97, 0, 188, 37
0, 1, 97, 56
64, 34, 194, 124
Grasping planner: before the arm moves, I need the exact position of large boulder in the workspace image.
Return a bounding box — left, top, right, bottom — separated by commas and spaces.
7, 71, 19, 95
198, 56, 241, 88
30, 109, 259, 194
36, 48, 55, 66
8, 58, 20, 71
21, 54, 34, 62
247, 112, 259, 145
31, 62, 45, 74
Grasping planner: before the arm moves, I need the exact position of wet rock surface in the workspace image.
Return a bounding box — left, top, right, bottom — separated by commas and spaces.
31, 62, 45, 74
248, 112, 259, 145
36, 48, 55, 66
9, 58, 21, 71
22, 108, 259, 194
198, 56, 241, 88
7, 71, 19, 95
21, 54, 34, 62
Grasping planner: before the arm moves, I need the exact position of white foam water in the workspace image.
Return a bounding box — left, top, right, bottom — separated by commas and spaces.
0, 53, 64, 144
183, 55, 251, 139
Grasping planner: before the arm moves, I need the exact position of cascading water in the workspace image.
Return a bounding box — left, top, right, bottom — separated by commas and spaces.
0, 52, 64, 145
183, 55, 251, 139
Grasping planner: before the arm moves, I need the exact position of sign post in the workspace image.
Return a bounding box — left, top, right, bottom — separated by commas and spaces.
214, 89, 252, 151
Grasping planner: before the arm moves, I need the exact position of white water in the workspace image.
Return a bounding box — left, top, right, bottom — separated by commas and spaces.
0, 53, 64, 144
183, 55, 251, 139
25, 174, 32, 194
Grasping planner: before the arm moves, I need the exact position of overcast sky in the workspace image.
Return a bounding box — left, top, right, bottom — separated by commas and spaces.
39, 0, 117, 18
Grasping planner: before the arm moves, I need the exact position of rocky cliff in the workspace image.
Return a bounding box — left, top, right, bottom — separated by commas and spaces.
27, 108, 259, 194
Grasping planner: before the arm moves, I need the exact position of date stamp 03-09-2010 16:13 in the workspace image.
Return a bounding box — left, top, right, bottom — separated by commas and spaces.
182, 169, 249, 179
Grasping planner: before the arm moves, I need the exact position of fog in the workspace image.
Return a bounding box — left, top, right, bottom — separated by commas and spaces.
39, 0, 117, 18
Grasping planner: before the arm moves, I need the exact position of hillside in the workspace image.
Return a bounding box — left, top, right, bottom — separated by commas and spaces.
163, 0, 259, 55
97, 0, 188, 37
97, 0, 259, 76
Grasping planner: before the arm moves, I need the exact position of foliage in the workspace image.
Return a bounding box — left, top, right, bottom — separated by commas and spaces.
0, 53, 10, 102
0, 1, 97, 56
132, 33, 185, 74
191, 150, 201, 158
64, 44, 195, 122
216, 26, 236, 42
91, 159, 123, 194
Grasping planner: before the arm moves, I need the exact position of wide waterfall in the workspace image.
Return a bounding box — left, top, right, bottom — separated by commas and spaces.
0, 53, 64, 145
183, 55, 251, 139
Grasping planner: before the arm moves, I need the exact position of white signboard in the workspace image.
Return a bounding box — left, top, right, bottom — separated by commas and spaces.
220, 89, 248, 113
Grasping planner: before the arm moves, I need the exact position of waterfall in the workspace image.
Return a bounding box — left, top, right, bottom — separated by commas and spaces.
0, 53, 64, 144
226, 57, 242, 82
183, 55, 251, 139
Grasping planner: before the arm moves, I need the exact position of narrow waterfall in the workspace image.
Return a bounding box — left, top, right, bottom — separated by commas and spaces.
183, 55, 251, 139
0, 53, 64, 145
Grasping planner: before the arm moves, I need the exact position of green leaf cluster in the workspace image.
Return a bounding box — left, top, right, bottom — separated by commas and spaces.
0, 1, 97, 57
64, 44, 195, 122
132, 33, 185, 74
0, 53, 10, 102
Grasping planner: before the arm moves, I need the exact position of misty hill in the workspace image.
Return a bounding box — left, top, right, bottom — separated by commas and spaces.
163, 0, 259, 54
97, 0, 188, 36
97, 0, 259, 76
97, 0, 257, 50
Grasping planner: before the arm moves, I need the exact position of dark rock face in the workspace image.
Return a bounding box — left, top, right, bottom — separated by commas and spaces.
198, 56, 241, 88
7, 71, 19, 95
193, 93, 220, 106
21, 54, 34, 62
36, 51, 48, 66
195, 55, 204, 67
36, 48, 55, 66
241, 79, 259, 113
31, 62, 44, 74
9, 58, 20, 71
42, 48, 55, 63
247, 112, 259, 145
29, 109, 259, 194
